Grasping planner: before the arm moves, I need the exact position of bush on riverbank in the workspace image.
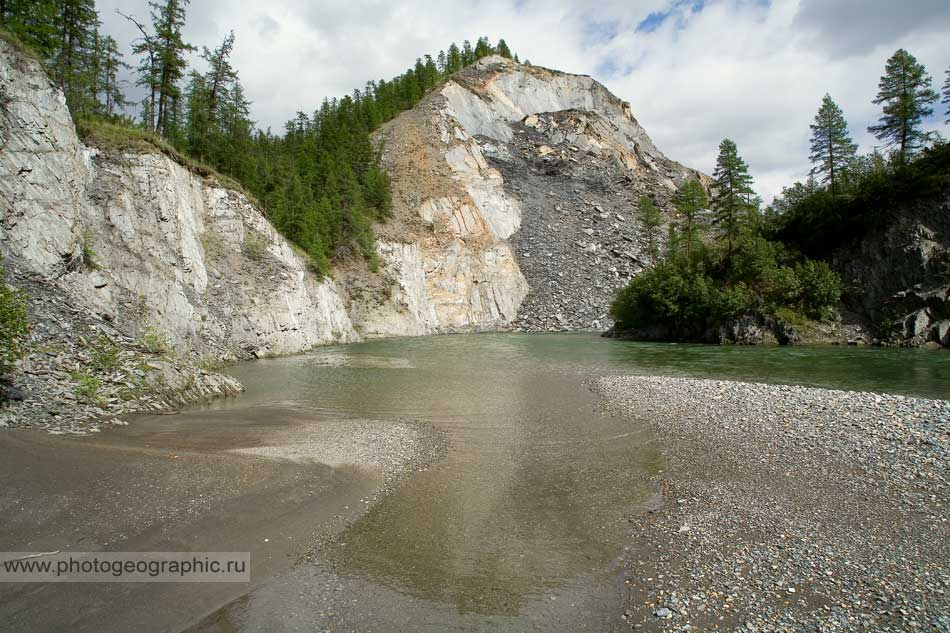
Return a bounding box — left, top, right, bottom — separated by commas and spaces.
610, 234, 841, 339
0, 261, 30, 379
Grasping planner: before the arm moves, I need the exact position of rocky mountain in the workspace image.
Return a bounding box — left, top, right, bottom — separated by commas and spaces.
352, 56, 706, 333
0, 42, 704, 429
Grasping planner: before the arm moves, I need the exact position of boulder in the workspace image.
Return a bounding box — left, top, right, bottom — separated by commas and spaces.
904, 309, 931, 339
933, 319, 950, 346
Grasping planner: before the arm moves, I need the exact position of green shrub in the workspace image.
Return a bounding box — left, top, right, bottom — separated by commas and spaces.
90, 335, 121, 372
795, 260, 841, 318
137, 324, 171, 355
772, 306, 808, 328
712, 283, 754, 321
0, 265, 30, 375
80, 229, 99, 270
610, 233, 842, 336
70, 371, 102, 404
243, 232, 267, 261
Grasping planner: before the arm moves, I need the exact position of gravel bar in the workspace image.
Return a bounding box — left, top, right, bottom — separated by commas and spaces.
596, 375, 950, 632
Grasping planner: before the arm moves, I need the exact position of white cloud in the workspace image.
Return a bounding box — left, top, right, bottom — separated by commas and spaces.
95, 0, 950, 202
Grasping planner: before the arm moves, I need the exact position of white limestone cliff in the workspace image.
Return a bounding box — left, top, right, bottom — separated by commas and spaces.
0, 39, 356, 360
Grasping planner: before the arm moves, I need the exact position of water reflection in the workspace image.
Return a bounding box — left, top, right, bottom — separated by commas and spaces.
209, 333, 947, 615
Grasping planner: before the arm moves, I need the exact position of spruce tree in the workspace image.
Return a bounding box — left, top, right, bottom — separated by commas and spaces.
943, 68, 949, 125
0, 0, 58, 58
637, 195, 662, 267
446, 43, 462, 73
96, 34, 128, 116
473, 36, 492, 59
496, 38, 512, 59
202, 31, 236, 123
868, 49, 939, 164
672, 179, 708, 266
809, 94, 857, 195
53, 0, 100, 118
120, 9, 159, 131
150, 0, 195, 137
710, 139, 756, 258
461, 40, 474, 66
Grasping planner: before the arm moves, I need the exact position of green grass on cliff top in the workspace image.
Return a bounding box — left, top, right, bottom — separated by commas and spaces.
75, 119, 258, 205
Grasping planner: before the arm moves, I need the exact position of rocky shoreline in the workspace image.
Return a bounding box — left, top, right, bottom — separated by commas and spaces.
596, 375, 949, 632
0, 270, 243, 435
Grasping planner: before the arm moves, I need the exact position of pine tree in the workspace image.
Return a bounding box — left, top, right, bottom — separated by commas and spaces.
943, 68, 949, 125
473, 36, 492, 60
150, 0, 195, 137
120, 9, 159, 131
53, 0, 100, 118
446, 43, 462, 73
0, 0, 58, 58
672, 179, 708, 266
202, 31, 236, 124
637, 195, 662, 267
496, 38, 512, 59
96, 34, 128, 116
710, 139, 756, 258
808, 94, 857, 195
461, 40, 474, 66
868, 49, 939, 164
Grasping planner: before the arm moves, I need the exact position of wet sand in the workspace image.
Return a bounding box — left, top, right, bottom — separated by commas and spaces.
0, 408, 440, 633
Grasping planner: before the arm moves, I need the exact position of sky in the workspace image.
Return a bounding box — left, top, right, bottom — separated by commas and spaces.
95, 0, 950, 202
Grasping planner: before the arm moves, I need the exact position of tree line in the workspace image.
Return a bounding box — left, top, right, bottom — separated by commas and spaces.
0, 1, 517, 275
613, 47, 950, 338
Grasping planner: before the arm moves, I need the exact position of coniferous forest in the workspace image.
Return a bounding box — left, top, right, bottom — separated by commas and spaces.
610, 47, 950, 340
0, 0, 518, 275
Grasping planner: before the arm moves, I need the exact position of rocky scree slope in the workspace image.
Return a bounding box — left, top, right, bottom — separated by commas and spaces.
345, 55, 705, 333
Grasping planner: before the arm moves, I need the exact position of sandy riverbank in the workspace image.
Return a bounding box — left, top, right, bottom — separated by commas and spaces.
0, 407, 444, 633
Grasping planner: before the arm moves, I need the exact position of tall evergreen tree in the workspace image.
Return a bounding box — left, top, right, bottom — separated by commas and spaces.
868, 49, 939, 164
96, 34, 128, 115
461, 39, 474, 65
496, 38, 512, 59
0, 0, 58, 58
473, 36, 492, 59
672, 179, 708, 266
446, 43, 462, 73
53, 0, 100, 117
809, 94, 857, 195
201, 31, 236, 123
150, 0, 194, 137
120, 9, 159, 131
637, 195, 662, 267
710, 139, 756, 257
943, 67, 950, 125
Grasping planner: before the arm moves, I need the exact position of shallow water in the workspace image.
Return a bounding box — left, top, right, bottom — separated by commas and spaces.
190, 333, 949, 631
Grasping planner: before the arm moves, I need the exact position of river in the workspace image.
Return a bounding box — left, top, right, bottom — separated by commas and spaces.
2, 334, 947, 632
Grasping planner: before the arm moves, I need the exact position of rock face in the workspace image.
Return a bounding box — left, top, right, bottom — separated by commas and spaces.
343, 56, 704, 334
0, 39, 356, 362
2, 42, 709, 392
834, 194, 950, 348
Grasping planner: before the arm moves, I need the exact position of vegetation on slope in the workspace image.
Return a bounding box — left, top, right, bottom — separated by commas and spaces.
612, 47, 950, 343
0, 258, 30, 377
0, 1, 518, 275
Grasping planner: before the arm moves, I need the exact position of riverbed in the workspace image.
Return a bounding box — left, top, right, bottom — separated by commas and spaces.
1, 334, 947, 632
